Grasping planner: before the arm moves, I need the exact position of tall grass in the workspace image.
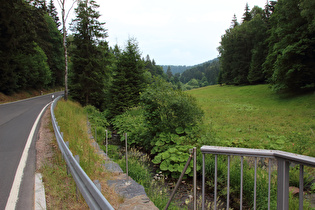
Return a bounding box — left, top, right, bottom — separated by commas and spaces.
50, 99, 122, 208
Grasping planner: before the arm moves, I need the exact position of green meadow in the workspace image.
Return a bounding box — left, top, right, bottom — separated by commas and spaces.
188, 84, 315, 156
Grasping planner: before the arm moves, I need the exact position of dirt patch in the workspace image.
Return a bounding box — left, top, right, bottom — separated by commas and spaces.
36, 107, 54, 171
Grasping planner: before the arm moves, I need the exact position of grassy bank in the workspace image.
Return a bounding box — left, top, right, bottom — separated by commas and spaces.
41, 99, 122, 209
188, 84, 315, 156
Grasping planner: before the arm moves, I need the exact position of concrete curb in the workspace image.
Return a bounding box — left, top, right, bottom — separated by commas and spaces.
34, 173, 46, 210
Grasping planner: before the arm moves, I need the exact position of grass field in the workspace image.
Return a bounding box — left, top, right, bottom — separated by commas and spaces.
187, 84, 315, 156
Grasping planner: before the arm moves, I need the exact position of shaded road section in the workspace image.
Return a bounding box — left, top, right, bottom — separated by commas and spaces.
0, 92, 63, 210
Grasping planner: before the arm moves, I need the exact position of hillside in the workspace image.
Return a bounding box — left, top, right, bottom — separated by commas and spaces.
160, 59, 217, 75
187, 84, 315, 156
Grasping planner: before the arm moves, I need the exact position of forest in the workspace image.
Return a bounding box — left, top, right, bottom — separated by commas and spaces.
218, 0, 315, 91
0, 0, 64, 94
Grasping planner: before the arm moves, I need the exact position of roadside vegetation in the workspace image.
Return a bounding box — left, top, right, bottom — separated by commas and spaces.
40, 99, 123, 209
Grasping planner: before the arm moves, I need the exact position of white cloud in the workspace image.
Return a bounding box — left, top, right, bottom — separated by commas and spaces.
54, 0, 267, 65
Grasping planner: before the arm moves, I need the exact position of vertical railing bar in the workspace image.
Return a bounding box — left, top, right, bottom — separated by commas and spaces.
193, 147, 197, 210
240, 156, 243, 210
202, 153, 205, 210
227, 155, 230, 210
254, 157, 257, 210
268, 158, 271, 210
214, 155, 217, 210
299, 164, 304, 210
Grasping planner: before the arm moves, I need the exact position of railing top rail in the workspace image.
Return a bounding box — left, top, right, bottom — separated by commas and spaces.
200, 145, 315, 167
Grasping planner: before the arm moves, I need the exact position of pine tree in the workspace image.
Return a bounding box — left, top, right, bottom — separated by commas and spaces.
47, 0, 61, 29
70, 0, 109, 108
231, 14, 239, 28
109, 38, 146, 117
166, 66, 173, 80
242, 3, 252, 22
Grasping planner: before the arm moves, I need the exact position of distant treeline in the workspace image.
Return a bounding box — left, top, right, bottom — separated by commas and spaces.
0, 0, 64, 94
218, 0, 315, 91
160, 58, 220, 90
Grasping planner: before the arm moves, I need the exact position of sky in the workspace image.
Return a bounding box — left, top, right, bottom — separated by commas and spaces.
55, 0, 268, 66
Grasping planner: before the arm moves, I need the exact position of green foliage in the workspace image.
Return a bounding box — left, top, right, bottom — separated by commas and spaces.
111, 107, 148, 148
70, 0, 110, 109
218, 0, 315, 92
263, 0, 315, 91
15, 42, 52, 89
110, 147, 182, 209
0, 1, 62, 93
152, 145, 199, 178
108, 38, 146, 117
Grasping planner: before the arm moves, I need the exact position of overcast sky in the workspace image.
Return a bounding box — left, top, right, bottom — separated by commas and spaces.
56, 0, 268, 65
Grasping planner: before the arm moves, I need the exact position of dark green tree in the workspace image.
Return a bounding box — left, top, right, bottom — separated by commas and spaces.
231, 14, 239, 28
166, 66, 173, 81
109, 38, 146, 117
70, 0, 110, 108
263, 0, 315, 91
44, 14, 64, 86
242, 3, 252, 22
0, 1, 54, 93
47, 0, 61, 29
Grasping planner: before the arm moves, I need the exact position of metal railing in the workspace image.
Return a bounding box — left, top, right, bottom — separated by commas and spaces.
201, 145, 315, 210
51, 96, 114, 210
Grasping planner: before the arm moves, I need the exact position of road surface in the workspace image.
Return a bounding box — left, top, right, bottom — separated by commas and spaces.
0, 92, 63, 210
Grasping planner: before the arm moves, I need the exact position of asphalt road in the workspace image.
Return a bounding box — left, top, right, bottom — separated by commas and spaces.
0, 92, 63, 210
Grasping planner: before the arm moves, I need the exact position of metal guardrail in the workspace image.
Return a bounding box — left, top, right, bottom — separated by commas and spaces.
201, 146, 315, 210
51, 96, 114, 210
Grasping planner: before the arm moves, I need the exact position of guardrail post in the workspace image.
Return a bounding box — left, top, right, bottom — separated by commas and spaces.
65, 141, 70, 175
105, 130, 108, 157
95, 127, 97, 142
277, 158, 289, 210
125, 133, 128, 179
74, 155, 81, 200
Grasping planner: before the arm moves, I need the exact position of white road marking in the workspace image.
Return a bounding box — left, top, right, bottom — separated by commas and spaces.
5, 102, 51, 210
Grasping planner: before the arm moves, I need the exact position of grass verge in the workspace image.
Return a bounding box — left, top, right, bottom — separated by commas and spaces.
40, 99, 122, 209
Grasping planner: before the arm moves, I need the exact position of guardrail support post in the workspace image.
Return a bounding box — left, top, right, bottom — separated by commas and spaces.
105, 130, 108, 157
277, 158, 289, 210
74, 155, 81, 200
65, 141, 70, 175
125, 133, 128, 179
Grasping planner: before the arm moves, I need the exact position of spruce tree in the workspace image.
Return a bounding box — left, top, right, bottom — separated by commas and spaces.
47, 0, 61, 29
109, 38, 146, 117
70, 0, 109, 108
242, 3, 252, 22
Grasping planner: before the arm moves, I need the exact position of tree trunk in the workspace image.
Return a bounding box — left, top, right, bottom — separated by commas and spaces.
62, 2, 68, 101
